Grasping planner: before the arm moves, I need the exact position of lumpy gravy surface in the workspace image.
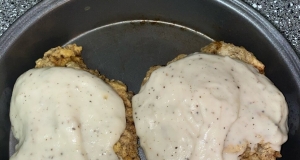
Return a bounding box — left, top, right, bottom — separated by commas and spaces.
132, 53, 288, 160
10, 67, 125, 160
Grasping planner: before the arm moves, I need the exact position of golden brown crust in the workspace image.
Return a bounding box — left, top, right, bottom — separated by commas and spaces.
142, 41, 266, 85
141, 41, 279, 160
239, 143, 281, 160
35, 44, 140, 160
141, 54, 187, 86
201, 41, 265, 74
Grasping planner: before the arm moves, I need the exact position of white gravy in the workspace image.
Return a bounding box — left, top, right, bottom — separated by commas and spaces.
10, 67, 125, 160
132, 53, 288, 160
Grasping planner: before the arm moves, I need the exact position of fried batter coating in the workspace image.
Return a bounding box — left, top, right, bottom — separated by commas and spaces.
141, 41, 280, 160
239, 142, 281, 160
35, 44, 139, 160
201, 41, 265, 74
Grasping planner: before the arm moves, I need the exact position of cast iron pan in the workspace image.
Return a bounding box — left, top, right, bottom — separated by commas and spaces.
0, 0, 299, 159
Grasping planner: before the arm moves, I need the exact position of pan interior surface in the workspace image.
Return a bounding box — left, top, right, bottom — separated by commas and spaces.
1, 0, 300, 159
65, 20, 213, 93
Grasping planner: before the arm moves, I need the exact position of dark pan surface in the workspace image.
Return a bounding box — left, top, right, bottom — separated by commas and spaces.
0, 0, 300, 159
66, 20, 213, 92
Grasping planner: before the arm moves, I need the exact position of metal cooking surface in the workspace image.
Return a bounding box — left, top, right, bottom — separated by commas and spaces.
66, 20, 213, 93
1, 0, 300, 159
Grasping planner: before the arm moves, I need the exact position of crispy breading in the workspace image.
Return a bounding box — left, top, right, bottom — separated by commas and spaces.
35, 44, 139, 160
239, 142, 281, 160
141, 54, 187, 86
141, 41, 279, 160
201, 41, 265, 74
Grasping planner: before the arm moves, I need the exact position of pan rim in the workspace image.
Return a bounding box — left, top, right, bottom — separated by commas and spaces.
0, 0, 298, 73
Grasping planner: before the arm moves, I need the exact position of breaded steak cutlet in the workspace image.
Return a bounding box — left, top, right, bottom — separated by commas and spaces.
140, 41, 280, 160
35, 44, 139, 160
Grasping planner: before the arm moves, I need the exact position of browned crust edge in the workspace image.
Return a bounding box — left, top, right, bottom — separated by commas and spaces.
201, 41, 265, 74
